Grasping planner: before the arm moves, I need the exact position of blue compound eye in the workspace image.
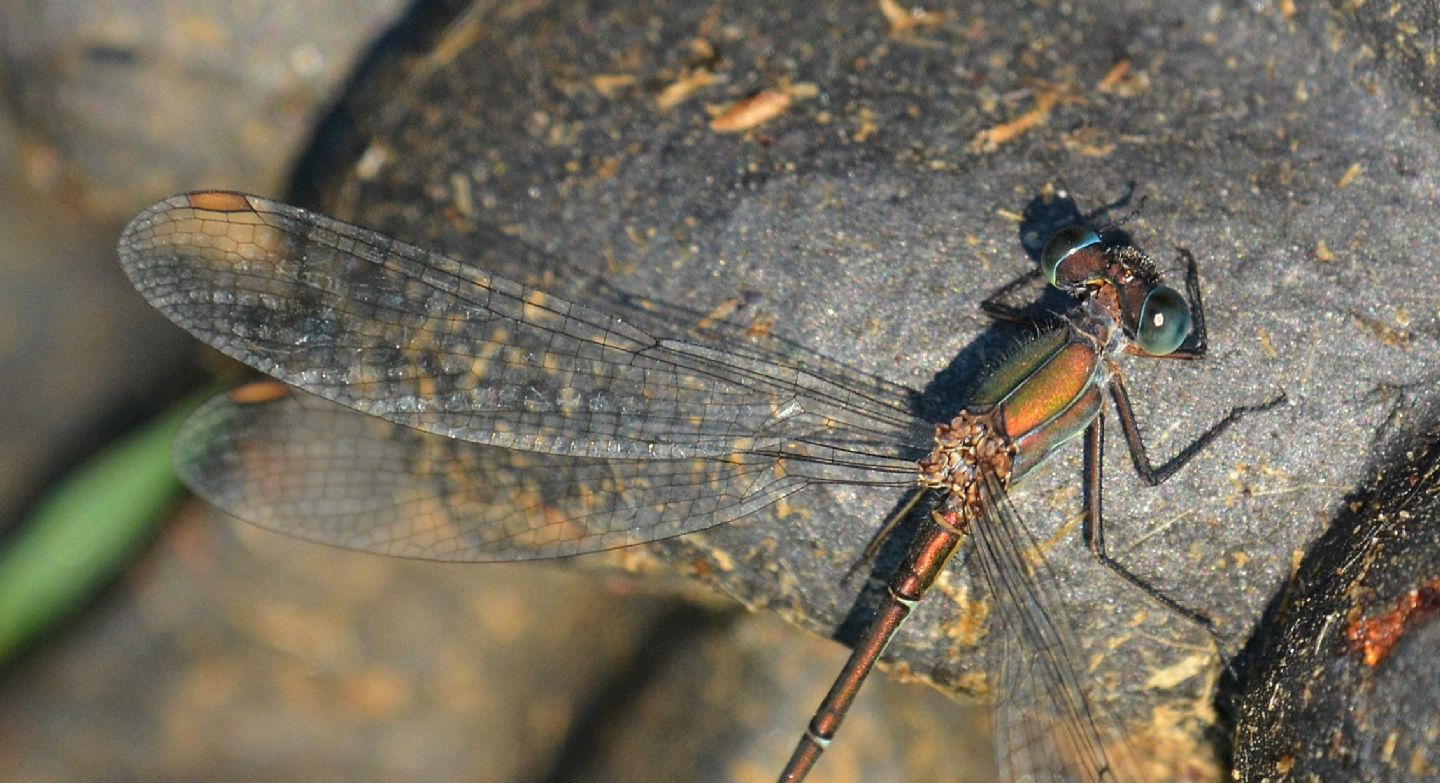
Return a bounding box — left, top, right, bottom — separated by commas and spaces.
1136, 286, 1191, 355
1040, 226, 1102, 285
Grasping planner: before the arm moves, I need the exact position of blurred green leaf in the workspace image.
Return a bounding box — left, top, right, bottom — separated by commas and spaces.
0, 398, 198, 663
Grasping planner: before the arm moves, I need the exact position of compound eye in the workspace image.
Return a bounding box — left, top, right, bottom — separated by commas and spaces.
1136, 286, 1191, 355
1040, 226, 1102, 285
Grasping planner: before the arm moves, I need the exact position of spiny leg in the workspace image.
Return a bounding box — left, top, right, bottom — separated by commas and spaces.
1084, 372, 1287, 633
1083, 413, 1215, 630
1107, 246, 1284, 477
1108, 367, 1287, 487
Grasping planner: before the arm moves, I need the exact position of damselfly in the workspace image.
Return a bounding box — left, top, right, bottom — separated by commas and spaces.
118, 191, 1282, 782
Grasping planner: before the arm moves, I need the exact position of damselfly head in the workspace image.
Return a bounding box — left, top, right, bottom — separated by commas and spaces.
1040, 226, 1192, 355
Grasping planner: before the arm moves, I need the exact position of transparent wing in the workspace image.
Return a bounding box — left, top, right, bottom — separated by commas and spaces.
973, 470, 1148, 783
175, 384, 915, 562
119, 192, 929, 464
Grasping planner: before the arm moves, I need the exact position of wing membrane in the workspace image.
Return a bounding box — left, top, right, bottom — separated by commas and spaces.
119, 192, 928, 462
176, 386, 914, 562
972, 470, 1147, 783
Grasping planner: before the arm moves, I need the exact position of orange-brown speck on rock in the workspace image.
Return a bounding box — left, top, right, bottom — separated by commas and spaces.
187, 191, 252, 212
710, 89, 792, 133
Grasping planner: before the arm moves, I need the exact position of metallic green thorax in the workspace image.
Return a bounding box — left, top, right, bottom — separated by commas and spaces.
969, 326, 1108, 482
